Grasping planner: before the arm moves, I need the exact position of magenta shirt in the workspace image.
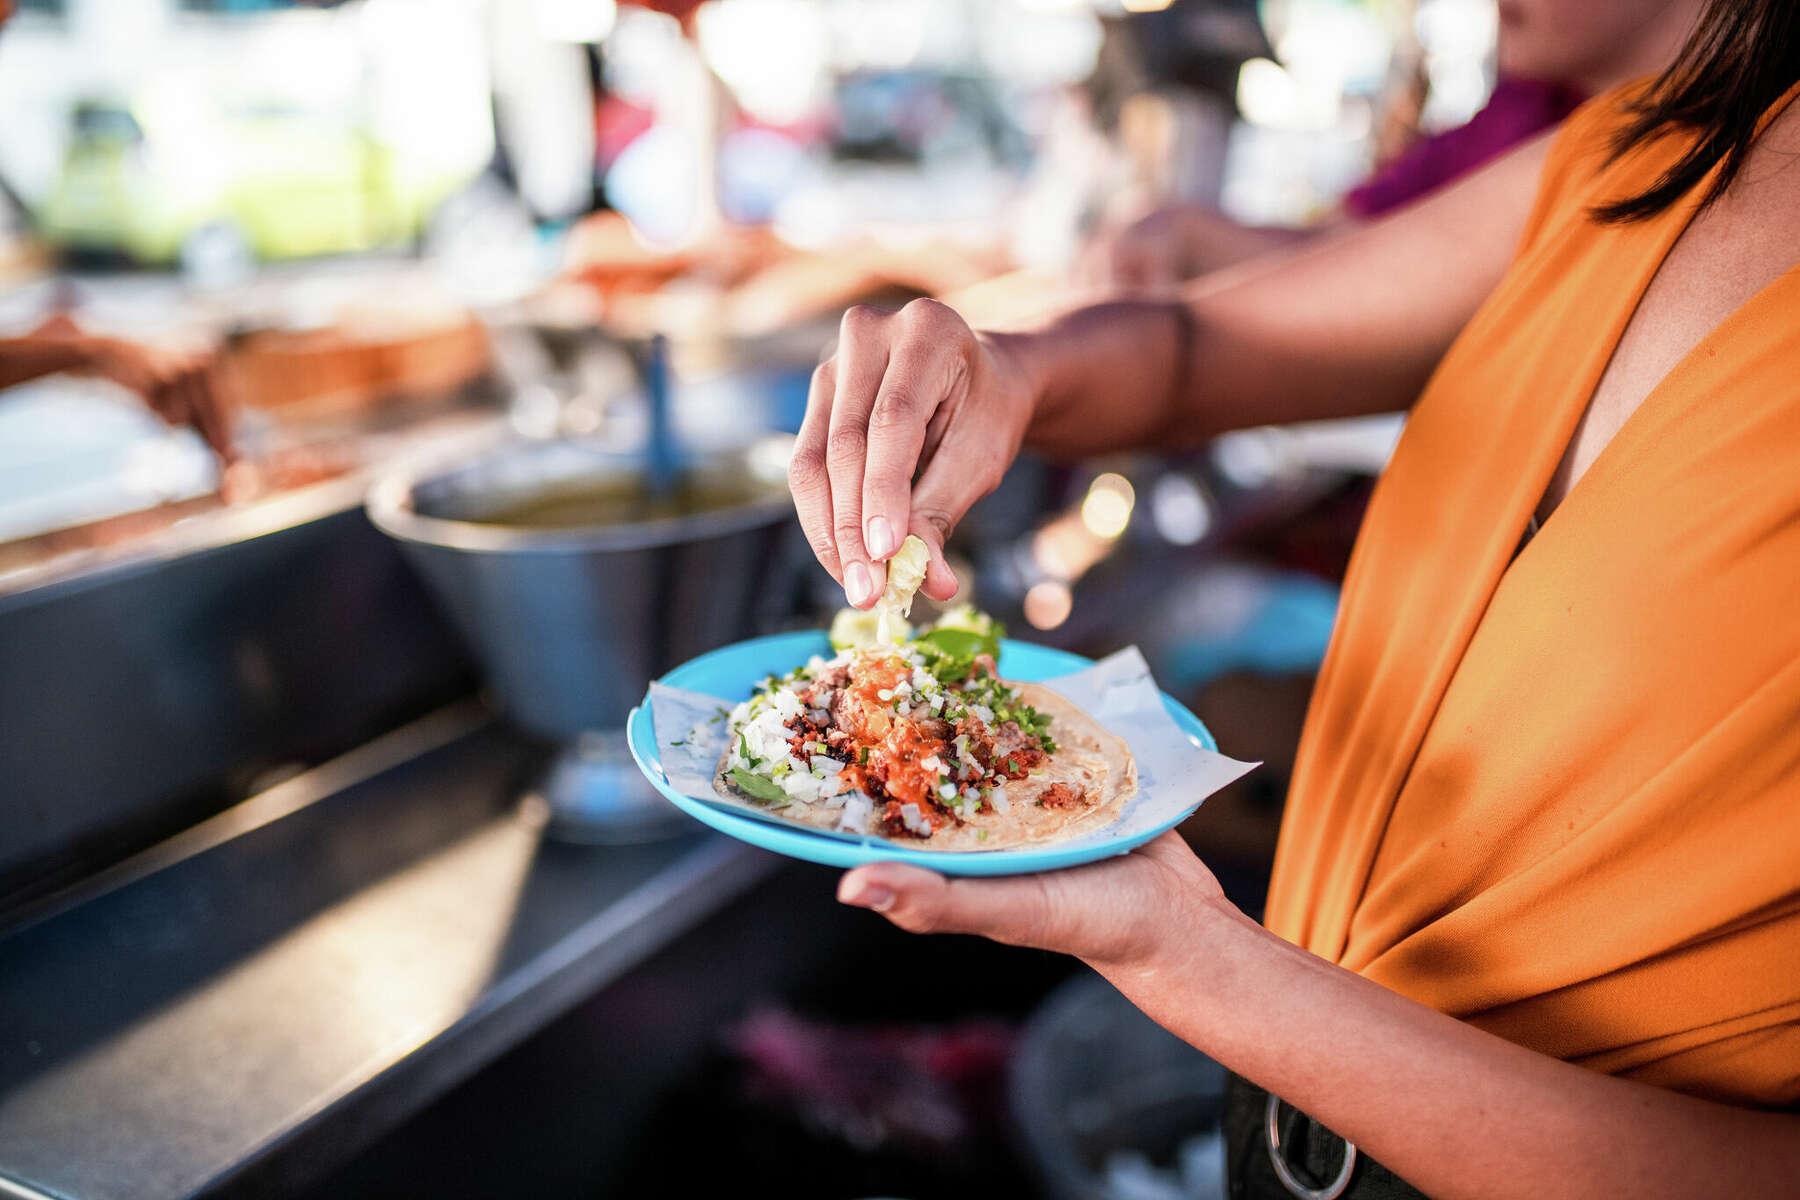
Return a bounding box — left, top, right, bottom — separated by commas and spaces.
1342, 78, 1586, 219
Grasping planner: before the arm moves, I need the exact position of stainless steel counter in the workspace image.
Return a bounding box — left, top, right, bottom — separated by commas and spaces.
0, 703, 780, 1200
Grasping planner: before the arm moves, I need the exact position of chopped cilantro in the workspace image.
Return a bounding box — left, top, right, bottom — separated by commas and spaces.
728, 768, 789, 806
913, 626, 1000, 686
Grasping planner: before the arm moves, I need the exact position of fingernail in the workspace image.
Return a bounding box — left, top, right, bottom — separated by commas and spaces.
845, 561, 872, 606
845, 883, 894, 911
866, 516, 895, 560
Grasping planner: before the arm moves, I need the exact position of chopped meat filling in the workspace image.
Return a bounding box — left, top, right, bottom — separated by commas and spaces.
786, 708, 838, 760
914, 716, 953, 741
991, 721, 1049, 778
794, 664, 850, 708
878, 798, 944, 837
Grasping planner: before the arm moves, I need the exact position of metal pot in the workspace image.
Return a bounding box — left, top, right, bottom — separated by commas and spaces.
368, 434, 799, 838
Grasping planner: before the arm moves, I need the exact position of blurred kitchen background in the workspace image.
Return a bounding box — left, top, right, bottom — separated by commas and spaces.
1, 2, 1501, 1198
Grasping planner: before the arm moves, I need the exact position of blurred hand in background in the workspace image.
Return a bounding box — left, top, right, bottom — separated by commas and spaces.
1080, 204, 1317, 291
0, 316, 235, 462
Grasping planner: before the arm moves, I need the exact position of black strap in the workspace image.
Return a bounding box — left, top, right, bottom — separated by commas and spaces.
1224, 1074, 1429, 1200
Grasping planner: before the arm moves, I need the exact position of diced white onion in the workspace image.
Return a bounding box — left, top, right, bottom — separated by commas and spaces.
838, 792, 874, 833
780, 771, 825, 802
938, 782, 958, 801
989, 787, 1010, 813
811, 755, 844, 775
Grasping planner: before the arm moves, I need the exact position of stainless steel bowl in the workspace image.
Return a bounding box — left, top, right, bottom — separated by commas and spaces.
368, 434, 798, 839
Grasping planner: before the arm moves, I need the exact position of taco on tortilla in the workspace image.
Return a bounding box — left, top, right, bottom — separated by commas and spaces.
715, 539, 1135, 849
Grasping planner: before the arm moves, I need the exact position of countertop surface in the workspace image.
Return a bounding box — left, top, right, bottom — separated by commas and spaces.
0, 704, 777, 1200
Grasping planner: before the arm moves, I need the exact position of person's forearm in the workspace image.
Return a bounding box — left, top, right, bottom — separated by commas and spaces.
0, 336, 91, 391
992, 299, 1198, 458
1096, 904, 1800, 1200
997, 280, 1437, 460
1182, 209, 1320, 275
986, 136, 1554, 462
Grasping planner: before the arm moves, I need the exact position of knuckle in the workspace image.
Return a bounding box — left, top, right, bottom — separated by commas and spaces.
939, 348, 972, 394
862, 460, 909, 499
900, 296, 949, 325
806, 539, 838, 575
787, 450, 828, 494
832, 515, 864, 544
825, 423, 868, 464
803, 525, 839, 563
840, 303, 883, 335
914, 507, 954, 543
869, 384, 921, 431
897, 297, 928, 321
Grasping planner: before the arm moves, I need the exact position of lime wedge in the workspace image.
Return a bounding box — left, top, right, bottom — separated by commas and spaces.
875, 534, 930, 644
830, 605, 904, 651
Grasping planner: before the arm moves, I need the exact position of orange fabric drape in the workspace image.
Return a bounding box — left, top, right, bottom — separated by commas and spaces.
1264, 82, 1800, 1108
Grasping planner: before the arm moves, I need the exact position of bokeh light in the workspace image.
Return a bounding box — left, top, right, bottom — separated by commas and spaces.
1151, 474, 1213, 545
1079, 472, 1135, 539
1023, 580, 1073, 630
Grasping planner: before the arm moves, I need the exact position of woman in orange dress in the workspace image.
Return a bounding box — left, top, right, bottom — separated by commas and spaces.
789, 1, 1800, 1195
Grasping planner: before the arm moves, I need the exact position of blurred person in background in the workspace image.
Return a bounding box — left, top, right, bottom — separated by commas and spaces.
794, 0, 1800, 1195
0, 1, 232, 462
0, 316, 233, 461
1085, 0, 1705, 288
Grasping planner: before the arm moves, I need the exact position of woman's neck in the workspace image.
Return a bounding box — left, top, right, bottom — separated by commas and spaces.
1581, 0, 1707, 94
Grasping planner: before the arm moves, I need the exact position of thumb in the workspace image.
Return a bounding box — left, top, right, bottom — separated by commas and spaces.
907, 461, 978, 604
906, 521, 960, 604
838, 863, 1052, 947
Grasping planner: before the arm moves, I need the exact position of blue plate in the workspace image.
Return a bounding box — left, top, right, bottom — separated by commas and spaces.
626, 631, 1217, 876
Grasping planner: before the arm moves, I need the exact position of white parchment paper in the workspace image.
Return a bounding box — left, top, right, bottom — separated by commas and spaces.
646, 646, 1259, 852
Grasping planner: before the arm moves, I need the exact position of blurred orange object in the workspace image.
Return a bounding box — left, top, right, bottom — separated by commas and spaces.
225, 315, 489, 421
560, 210, 1016, 340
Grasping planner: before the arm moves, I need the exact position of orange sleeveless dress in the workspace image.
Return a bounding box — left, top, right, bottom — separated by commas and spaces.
1263, 82, 1800, 1108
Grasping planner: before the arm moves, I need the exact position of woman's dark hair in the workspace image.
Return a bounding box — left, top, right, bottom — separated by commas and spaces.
1595, 0, 1800, 223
